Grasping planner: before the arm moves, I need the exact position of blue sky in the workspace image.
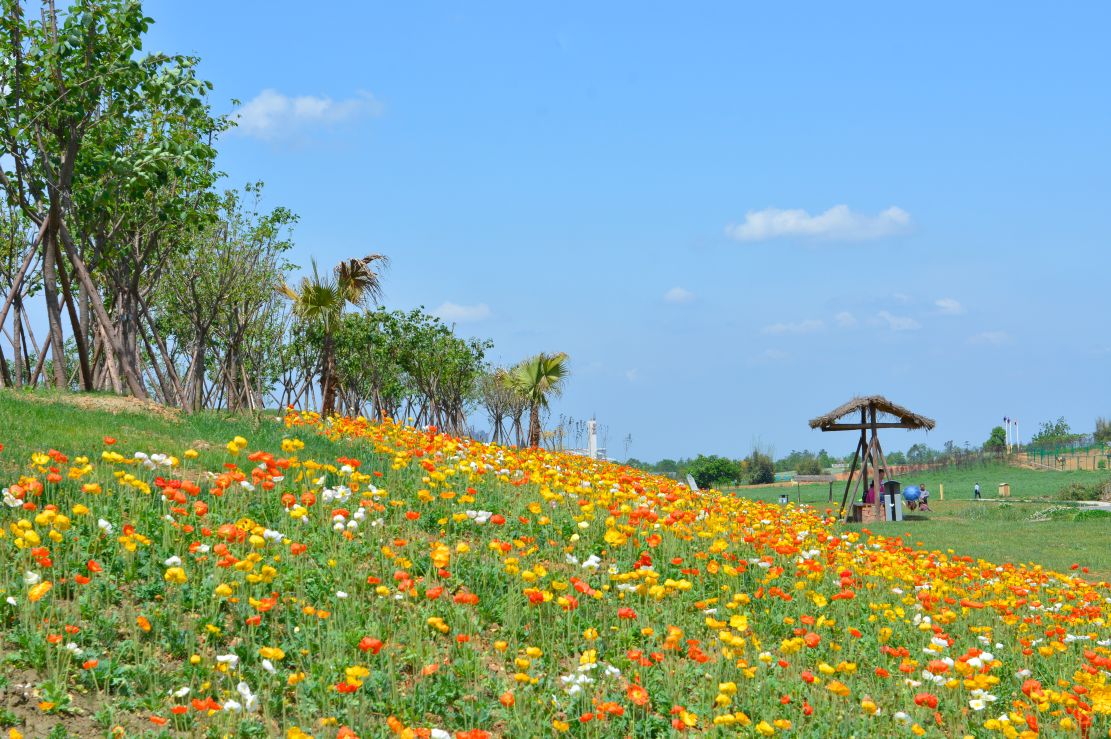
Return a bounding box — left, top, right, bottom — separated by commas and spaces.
140, 1, 1108, 461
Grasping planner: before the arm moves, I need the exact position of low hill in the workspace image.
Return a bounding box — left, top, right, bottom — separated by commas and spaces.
1, 390, 1110, 737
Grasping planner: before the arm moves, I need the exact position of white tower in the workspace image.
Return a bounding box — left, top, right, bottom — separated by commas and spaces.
587, 419, 597, 460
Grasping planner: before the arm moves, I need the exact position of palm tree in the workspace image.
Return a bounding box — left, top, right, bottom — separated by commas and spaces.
506, 352, 569, 448
280, 255, 387, 416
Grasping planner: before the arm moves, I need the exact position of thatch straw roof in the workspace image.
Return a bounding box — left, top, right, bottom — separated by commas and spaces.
809, 395, 935, 431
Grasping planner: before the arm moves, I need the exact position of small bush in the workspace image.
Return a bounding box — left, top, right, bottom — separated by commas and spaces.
1058, 481, 1109, 501
1074, 509, 1111, 522
746, 450, 776, 485
687, 455, 740, 489
796, 457, 823, 476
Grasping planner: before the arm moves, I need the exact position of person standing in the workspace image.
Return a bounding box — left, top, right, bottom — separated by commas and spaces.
974, 482, 981, 500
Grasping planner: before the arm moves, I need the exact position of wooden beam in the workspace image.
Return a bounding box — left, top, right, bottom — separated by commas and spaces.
820, 422, 919, 431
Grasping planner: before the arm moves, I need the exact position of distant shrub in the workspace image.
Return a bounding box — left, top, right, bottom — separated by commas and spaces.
1096, 417, 1111, 444
687, 455, 740, 489
1074, 509, 1111, 522
796, 457, 823, 476
746, 450, 776, 485
1058, 481, 1109, 501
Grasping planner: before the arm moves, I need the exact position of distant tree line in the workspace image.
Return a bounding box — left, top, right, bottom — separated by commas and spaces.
626, 449, 777, 489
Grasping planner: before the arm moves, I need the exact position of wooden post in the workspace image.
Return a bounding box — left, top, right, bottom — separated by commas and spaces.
860, 407, 868, 515
838, 435, 865, 518
870, 406, 882, 517
939, 483, 944, 500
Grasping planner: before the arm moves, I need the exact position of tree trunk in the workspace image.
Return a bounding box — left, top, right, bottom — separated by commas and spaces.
320, 331, 337, 417
12, 297, 23, 386
54, 248, 92, 390
41, 228, 68, 388
57, 222, 146, 398
0, 221, 45, 331
528, 403, 541, 448
187, 336, 206, 412
29, 338, 51, 387
0, 330, 10, 387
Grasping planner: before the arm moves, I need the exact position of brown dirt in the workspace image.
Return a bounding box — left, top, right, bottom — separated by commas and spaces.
0, 668, 159, 738
1015, 449, 1111, 472
14, 392, 180, 421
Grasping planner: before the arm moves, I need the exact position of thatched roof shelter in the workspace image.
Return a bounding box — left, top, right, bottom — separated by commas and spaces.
809, 395, 935, 521
809, 395, 935, 432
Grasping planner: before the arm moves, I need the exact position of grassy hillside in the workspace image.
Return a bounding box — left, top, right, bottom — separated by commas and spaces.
1, 390, 1110, 737
0, 390, 345, 475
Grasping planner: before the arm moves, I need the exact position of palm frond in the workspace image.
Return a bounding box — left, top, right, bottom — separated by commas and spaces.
279, 258, 345, 328
336, 253, 389, 308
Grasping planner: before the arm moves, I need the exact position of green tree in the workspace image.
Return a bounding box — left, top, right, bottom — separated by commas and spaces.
1030, 417, 1076, 447
907, 443, 934, 463
157, 184, 296, 410
983, 426, 1007, 452
746, 450, 776, 485
796, 456, 822, 475
506, 352, 569, 448
280, 255, 387, 417
1, 0, 219, 396
655, 458, 679, 474
687, 455, 739, 489
1095, 417, 1111, 444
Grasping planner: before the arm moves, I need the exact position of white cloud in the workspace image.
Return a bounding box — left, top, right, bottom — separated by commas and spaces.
968, 331, 1011, 346
233, 89, 382, 140
625, 368, 639, 382
432, 302, 492, 323
762, 319, 824, 335
935, 297, 964, 315
875, 310, 920, 331
726, 204, 911, 242
834, 311, 857, 328
664, 286, 695, 304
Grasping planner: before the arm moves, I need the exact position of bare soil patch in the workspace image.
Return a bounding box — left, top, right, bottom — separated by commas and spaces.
15, 391, 180, 421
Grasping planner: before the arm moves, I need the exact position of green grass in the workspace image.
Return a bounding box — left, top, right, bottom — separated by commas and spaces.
858, 500, 1111, 580
725, 464, 1111, 581
891, 462, 1107, 500
0, 388, 347, 475
725, 462, 1108, 503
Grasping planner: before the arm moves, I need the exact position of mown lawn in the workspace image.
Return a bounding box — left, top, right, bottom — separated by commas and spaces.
859, 500, 1111, 581
727, 466, 1111, 581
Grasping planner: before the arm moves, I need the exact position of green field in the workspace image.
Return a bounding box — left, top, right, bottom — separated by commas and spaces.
726, 463, 1111, 581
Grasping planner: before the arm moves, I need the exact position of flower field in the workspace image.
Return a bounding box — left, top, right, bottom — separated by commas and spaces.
1, 410, 1110, 738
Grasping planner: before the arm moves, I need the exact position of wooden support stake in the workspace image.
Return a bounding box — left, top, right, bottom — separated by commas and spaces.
838, 435, 866, 518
